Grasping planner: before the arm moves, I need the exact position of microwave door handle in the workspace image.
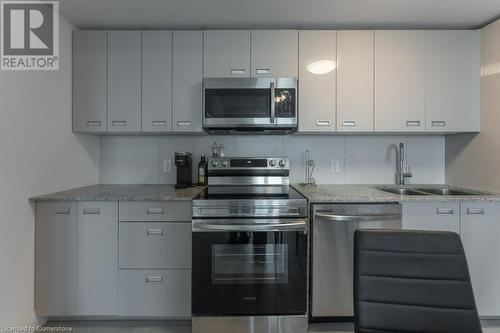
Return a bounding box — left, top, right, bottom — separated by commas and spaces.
270, 81, 276, 124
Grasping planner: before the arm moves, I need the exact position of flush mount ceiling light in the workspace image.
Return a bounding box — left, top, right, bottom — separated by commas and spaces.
307, 59, 336, 75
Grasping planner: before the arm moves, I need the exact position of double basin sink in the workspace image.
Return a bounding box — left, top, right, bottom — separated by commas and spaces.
376, 186, 491, 196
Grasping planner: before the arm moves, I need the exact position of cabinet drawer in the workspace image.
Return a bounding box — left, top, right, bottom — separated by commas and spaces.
119, 222, 191, 269
118, 270, 191, 317
119, 201, 191, 221
402, 202, 460, 233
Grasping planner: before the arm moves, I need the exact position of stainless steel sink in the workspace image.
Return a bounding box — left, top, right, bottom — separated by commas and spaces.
377, 188, 429, 196
414, 187, 488, 196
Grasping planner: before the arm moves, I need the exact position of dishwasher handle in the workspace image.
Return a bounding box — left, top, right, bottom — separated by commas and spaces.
315, 211, 401, 222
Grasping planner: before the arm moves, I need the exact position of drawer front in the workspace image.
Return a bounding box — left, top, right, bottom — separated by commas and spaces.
119, 201, 191, 222
118, 270, 191, 317
119, 222, 191, 269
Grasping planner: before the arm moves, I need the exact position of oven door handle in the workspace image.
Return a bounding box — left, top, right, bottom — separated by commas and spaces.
192, 220, 306, 232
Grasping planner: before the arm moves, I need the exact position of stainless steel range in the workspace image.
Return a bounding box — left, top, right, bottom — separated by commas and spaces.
192, 157, 308, 333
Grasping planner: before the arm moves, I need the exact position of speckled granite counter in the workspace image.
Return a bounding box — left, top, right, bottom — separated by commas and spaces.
29, 184, 205, 202
292, 184, 500, 203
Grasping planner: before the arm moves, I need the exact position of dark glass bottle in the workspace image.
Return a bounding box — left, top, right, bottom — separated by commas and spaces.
198, 155, 208, 186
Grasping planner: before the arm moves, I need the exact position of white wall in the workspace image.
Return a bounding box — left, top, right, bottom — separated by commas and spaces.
99, 134, 444, 184
446, 19, 500, 191
0, 19, 99, 326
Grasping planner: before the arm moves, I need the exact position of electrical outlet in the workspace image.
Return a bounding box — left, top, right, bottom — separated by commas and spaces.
330, 160, 340, 173
163, 159, 172, 173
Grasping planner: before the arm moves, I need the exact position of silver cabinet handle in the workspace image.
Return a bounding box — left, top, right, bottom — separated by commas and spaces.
112, 120, 127, 127
467, 208, 485, 215
342, 121, 356, 127
53, 207, 70, 215
231, 68, 246, 75
146, 208, 164, 215
147, 228, 164, 236
270, 81, 276, 124
406, 120, 421, 127
152, 121, 167, 127
436, 208, 454, 215
177, 121, 192, 127
146, 275, 163, 283
316, 120, 331, 126
83, 208, 100, 215
432, 121, 446, 127
87, 120, 101, 127
315, 212, 401, 222
256, 68, 270, 74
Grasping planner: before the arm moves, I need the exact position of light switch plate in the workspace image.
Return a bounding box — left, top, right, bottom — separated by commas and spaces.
163, 159, 172, 173
331, 160, 340, 173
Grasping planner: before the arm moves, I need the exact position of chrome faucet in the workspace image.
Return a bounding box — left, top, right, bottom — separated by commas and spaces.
397, 142, 412, 185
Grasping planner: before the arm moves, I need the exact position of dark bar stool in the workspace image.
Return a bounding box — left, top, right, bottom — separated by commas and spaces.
354, 229, 482, 333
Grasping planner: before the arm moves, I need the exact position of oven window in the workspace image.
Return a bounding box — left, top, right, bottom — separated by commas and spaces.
205, 89, 271, 118
212, 244, 288, 284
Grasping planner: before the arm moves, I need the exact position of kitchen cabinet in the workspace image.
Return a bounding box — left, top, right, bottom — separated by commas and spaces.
73, 30, 107, 133
76, 202, 118, 315
204, 30, 251, 78
337, 31, 374, 132
142, 31, 173, 132
461, 202, 500, 317
251, 30, 298, 78
298, 30, 336, 132
426, 30, 480, 132
172, 31, 203, 132
107, 31, 142, 132
374, 31, 426, 132
402, 202, 460, 232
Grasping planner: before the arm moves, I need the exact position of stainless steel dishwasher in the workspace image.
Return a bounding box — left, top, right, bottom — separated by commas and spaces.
311, 203, 402, 319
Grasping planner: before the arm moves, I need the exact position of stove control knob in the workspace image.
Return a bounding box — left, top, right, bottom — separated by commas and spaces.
211, 160, 219, 167
269, 160, 276, 167
222, 160, 229, 167
279, 160, 287, 167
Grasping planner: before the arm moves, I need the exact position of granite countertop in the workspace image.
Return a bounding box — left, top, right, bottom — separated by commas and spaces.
29, 184, 205, 202
292, 184, 500, 203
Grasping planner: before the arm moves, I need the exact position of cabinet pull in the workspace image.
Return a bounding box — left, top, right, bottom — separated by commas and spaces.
436, 208, 454, 215
86, 120, 101, 127
146, 275, 163, 283
431, 121, 446, 127
53, 207, 70, 215
406, 120, 421, 127
112, 120, 127, 127
256, 68, 270, 74
342, 121, 356, 127
316, 120, 331, 126
83, 208, 100, 215
146, 207, 164, 215
147, 228, 164, 236
152, 120, 167, 127
177, 121, 192, 127
231, 68, 246, 75
467, 208, 485, 215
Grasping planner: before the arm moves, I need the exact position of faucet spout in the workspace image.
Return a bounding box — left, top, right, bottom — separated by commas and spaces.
397, 142, 412, 185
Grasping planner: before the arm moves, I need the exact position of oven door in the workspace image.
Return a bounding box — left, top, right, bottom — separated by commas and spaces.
203, 78, 297, 130
192, 219, 307, 316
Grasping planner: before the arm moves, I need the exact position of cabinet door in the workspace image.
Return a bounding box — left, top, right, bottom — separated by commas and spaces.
76, 202, 118, 315
142, 31, 173, 133
337, 31, 374, 132
402, 202, 459, 232
204, 30, 251, 78
461, 202, 500, 317
375, 31, 426, 132
35, 202, 77, 316
298, 31, 336, 132
172, 31, 203, 132
108, 31, 142, 132
426, 31, 480, 132
73, 30, 107, 133
251, 30, 298, 78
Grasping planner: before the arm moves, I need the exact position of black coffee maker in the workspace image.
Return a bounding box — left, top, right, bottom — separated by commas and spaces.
174, 152, 193, 189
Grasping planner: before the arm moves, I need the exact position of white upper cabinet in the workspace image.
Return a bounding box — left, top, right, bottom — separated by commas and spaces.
107, 31, 142, 132
172, 31, 203, 132
337, 30, 374, 132
251, 30, 298, 77
426, 30, 480, 132
204, 30, 251, 78
142, 31, 173, 133
298, 30, 336, 132
374, 30, 426, 132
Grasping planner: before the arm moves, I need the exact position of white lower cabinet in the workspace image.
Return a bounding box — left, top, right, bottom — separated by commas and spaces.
402, 202, 460, 232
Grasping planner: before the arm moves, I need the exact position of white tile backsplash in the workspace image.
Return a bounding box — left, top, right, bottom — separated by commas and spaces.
99, 134, 445, 184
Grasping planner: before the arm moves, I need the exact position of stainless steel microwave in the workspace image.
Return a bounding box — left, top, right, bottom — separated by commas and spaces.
203, 78, 298, 134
